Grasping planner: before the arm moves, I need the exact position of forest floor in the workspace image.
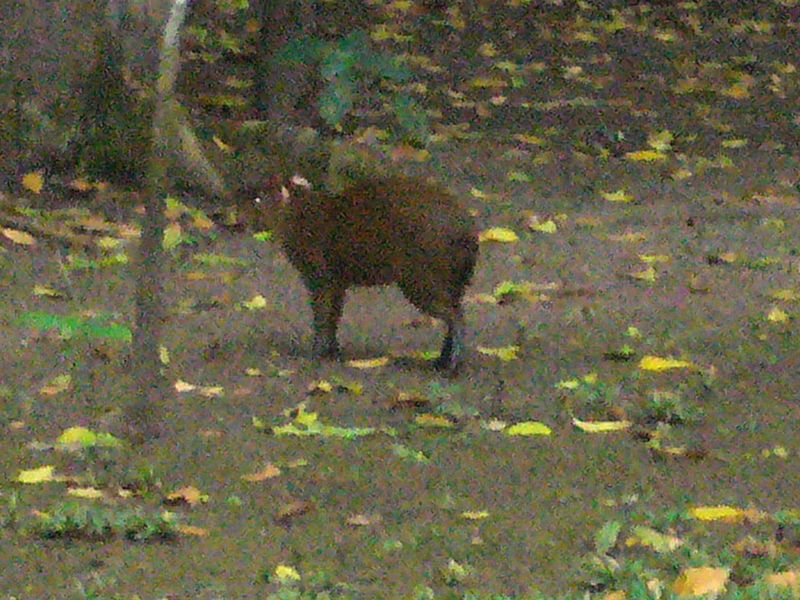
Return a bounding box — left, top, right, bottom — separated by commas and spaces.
1, 2, 800, 599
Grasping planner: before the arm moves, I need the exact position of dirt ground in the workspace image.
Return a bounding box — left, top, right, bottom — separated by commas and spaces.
2, 1, 800, 596
1, 146, 800, 598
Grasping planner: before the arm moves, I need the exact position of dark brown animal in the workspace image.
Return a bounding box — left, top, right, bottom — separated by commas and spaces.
240, 173, 479, 372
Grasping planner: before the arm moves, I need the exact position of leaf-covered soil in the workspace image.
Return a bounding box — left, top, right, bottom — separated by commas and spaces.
2, 2, 800, 599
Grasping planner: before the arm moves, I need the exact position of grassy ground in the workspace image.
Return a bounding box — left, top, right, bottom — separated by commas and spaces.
2, 149, 799, 599
2, 2, 800, 599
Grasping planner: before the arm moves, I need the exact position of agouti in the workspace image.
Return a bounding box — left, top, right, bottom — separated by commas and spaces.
240, 173, 479, 372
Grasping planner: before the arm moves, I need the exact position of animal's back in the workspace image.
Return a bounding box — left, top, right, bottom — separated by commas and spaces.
283, 176, 475, 287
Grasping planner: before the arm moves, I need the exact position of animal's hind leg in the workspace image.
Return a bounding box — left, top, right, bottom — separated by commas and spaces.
398, 277, 466, 373
433, 306, 465, 373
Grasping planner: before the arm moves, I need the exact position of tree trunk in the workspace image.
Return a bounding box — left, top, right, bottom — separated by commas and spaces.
125, 0, 189, 443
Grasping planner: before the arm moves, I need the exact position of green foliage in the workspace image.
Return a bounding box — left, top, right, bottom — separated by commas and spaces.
392, 443, 431, 464
412, 586, 436, 600
642, 389, 703, 425
30, 501, 177, 542
393, 94, 429, 144
726, 582, 800, 600
193, 252, 248, 267
277, 30, 423, 138
594, 520, 622, 555
318, 81, 353, 130
570, 378, 619, 417
119, 464, 162, 497
262, 572, 351, 600
18, 311, 132, 343
119, 510, 177, 542
0, 492, 19, 529
578, 553, 655, 595
426, 381, 463, 401
63, 253, 129, 271
218, 0, 250, 13
435, 400, 479, 420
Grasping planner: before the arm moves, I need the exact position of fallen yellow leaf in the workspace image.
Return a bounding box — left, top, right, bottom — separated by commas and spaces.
346, 513, 381, 526
479, 227, 519, 243
174, 380, 197, 392
505, 421, 552, 436
767, 307, 789, 323
477, 345, 520, 361
625, 525, 683, 553
625, 150, 668, 162
17, 465, 57, 484
308, 380, 333, 394
465, 293, 498, 305
193, 213, 215, 230
57, 426, 121, 448
40, 374, 71, 396
528, 216, 557, 233
68, 178, 94, 192
671, 566, 729, 597
275, 565, 301, 583
639, 356, 694, 371
602, 190, 635, 203
242, 463, 281, 482
32, 285, 64, 298
96, 236, 122, 250
689, 505, 750, 522
478, 42, 497, 57
199, 385, 223, 398
609, 232, 647, 243
165, 486, 208, 507
647, 130, 674, 151
177, 524, 210, 537
162, 223, 182, 250
512, 133, 546, 146
639, 254, 670, 264
460, 510, 490, 520
630, 266, 657, 282
2, 228, 36, 246
653, 30, 677, 42
212, 135, 233, 153
469, 76, 507, 89
722, 138, 748, 149
483, 419, 507, 431
572, 418, 632, 433
415, 414, 456, 428
21, 171, 44, 194
469, 187, 493, 200
347, 356, 390, 369
722, 83, 750, 99
67, 487, 105, 499
242, 294, 268, 310
762, 571, 800, 592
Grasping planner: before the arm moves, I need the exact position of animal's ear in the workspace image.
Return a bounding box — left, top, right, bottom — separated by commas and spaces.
290, 174, 312, 189
277, 185, 291, 205
260, 173, 291, 206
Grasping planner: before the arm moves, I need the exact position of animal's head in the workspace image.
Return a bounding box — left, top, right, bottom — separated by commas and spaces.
239, 173, 313, 227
